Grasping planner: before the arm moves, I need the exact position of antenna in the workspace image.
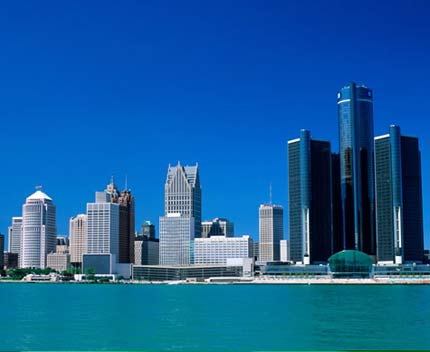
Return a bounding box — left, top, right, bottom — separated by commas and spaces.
35, 185, 43, 190
110, 175, 115, 185
269, 182, 273, 205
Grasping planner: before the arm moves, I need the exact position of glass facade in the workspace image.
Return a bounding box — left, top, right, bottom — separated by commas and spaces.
328, 250, 373, 278
337, 82, 375, 255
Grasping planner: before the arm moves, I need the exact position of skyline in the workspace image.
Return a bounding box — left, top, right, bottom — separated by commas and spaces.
1, 1, 430, 248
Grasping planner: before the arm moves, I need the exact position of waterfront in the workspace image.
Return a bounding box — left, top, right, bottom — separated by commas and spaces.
1, 283, 430, 351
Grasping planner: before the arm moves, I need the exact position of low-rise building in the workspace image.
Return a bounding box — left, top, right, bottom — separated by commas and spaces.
47, 252, 70, 272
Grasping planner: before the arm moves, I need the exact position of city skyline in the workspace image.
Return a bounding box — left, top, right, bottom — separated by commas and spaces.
1, 1, 430, 248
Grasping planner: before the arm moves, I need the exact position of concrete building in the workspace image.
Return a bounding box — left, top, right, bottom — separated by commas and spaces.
159, 214, 194, 265
164, 162, 201, 238
280, 239, 290, 262
375, 125, 424, 264
86, 191, 120, 262
47, 252, 70, 272
3, 252, 18, 269
141, 221, 155, 239
0, 234, 4, 269
201, 218, 234, 238
21, 190, 57, 269
8, 217, 22, 264
194, 235, 252, 264
252, 241, 259, 261
259, 204, 284, 262
56, 236, 69, 253
69, 214, 87, 266
288, 130, 333, 264
134, 236, 159, 265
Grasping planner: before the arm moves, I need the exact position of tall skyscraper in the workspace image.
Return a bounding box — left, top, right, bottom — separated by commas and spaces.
338, 82, 375, 255
69, 214, 87, 266
164, 162, 201, 238
8, 217, 22, 261
288, 130, 333, 264
21, 190, 57, 269
374, 125, 424, 264
259, 204, 284, 262
86, 191, 120, 260
141, 221, 155, 239
201, 218, 234, 238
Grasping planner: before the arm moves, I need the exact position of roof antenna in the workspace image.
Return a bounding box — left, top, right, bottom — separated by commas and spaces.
269, 182, 273, 205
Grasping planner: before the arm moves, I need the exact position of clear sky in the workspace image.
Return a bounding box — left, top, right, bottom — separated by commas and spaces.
1, 0, 430, 248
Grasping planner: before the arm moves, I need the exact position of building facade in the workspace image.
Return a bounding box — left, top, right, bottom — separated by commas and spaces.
0, 234, 4, 270
374, 125, 424, 264
21, 190, 57, 269
288, 130, 333, 264
141, 221, 155, 239
8, 217, 22, 264
201, 218, 234, 238
56, 236, 69, 253
259, 204, 284, 262
47, 252, 70, 272
134, 236, 159, 265
194, 235, 252, 265
86, 192, 120, 262
159, 214, 194, 265
69, 214, 87, 266
164, 162, 201, 238
337, 82, 375, 255
280, 239, 290, 262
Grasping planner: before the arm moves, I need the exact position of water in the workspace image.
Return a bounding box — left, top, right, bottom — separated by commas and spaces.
1, 283, 430, 351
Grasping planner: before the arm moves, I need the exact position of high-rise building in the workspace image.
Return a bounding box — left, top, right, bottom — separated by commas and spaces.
288, 130, 333, 264
134, 236, 159, 265
69, 214, 87, 266
259, 204, 284, 262
280, 239, 290, 262
86, 191, 120, 261
374, 125, 424, 264
201, 218, 234, 238
56, 236, 69, 253
21, 190, 57, 269
3, 252, 18, 269
164, 162, 201, 238
159, 213, 194, 265
8, 217, 22, 263
338, 82, 375, 255
141, 221, 155, 239
331, 153, 343, 254
194, 235, 252, 265
0, 234, 4, 269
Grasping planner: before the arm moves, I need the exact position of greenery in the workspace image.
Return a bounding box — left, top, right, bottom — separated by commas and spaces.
4, 267, 56, 280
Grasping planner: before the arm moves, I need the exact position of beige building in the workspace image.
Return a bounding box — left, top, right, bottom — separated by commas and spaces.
47, 252, 70, 272
69, 214, 87, 266
259, 204, 284, 262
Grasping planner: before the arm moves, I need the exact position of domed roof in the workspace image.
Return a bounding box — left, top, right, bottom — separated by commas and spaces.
26, 190, 52, 201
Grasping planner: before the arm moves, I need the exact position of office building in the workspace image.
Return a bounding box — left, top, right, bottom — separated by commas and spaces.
8, 217, 22, 264
86, 191, 120, 262
331, 153, 343, 254
21, 190, 57, 269
3, 252, 18, 269
47, 252, 70, 272
338, 82, 375, 255
288, 130, 333, 264
164, 162, 201, 238
56, 236, 69, 253
0, 234, 4, 269
280, 239, 290, 262
69, 214, 87, 266
134, 236, 159, 265
374, 125, 424, 264
159, 214, 194, 265
201, 218, 234, 238
252, 241, 259, 261
259, 204, 284, 262
141, 221, 155, 239
194, 235, 252, 265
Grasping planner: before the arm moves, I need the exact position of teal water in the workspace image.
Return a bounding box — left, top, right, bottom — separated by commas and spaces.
1, 283, 430, 351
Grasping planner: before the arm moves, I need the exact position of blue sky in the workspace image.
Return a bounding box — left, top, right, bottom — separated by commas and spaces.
1, 1, 430, 248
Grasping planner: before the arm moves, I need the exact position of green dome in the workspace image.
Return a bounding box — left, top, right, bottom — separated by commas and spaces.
328, 250, 373, 278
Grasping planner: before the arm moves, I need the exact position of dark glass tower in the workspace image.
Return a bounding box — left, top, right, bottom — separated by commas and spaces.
374, 125, 424, 263
338, 82, 375, 255
288, 130, 333, 264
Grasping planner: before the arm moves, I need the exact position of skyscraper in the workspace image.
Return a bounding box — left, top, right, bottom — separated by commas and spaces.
338, 82, 375, 255
201, 218, 234, 238
374, 125, 424, 264
141, 221, 155, 239
7, 217, 22, 265
86, 191, 120, 260
21, 190, 57, 269
0, 234, 4, 270
69, 214, 87, 267
164, 162, 201, 238
259, 204, 284, 262
288, 130, 333, 264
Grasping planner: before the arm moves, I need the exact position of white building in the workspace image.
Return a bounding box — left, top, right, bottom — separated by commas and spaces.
21, 190, 57, 269
194, 235, 252, 265
159, 213, 194, 265
47, 252, 70, 272
201, 218, 234, 238
86, 192, 120, 262
259, 204, 284, 262
69, 214, 87, 265
8, 216, 22, 263
280, 239, 290, 262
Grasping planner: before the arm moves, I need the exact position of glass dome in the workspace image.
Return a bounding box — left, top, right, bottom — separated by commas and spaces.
328, 250, 373, 278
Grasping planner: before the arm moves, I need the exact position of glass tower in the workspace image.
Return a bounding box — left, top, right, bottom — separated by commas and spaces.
337, 82, 375, 255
